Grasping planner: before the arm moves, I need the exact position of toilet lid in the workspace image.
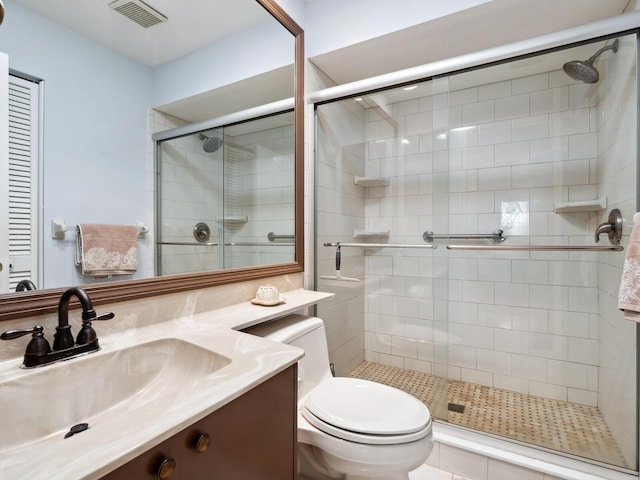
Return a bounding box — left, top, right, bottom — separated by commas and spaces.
303, 377, 431, 440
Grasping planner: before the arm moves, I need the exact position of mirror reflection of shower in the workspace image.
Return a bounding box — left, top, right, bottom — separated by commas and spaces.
563, 38, 619, 83
199, 133, 223, 153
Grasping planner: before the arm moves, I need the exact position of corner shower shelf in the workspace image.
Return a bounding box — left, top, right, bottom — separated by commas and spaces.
354, 176, 389, 187
215, 215, 248, 224
553, 197, 607, 213
354, 229, 390, 238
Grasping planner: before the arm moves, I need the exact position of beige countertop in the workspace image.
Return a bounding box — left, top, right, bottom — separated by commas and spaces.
0, 288, 333, 480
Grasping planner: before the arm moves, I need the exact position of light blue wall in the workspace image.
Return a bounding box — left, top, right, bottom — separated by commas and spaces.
152, 18, 294, 108
0, 0, 151, 288
0, 0, 300, 289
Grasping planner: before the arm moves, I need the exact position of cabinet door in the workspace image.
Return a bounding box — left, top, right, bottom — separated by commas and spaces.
103, 365, 297, 480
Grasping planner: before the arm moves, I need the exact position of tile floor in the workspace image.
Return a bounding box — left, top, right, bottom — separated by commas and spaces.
349, 361, 628, 469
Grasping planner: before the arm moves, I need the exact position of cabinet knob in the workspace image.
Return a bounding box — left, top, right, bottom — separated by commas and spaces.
156, 457, 176, 480
195, 433, 211, 453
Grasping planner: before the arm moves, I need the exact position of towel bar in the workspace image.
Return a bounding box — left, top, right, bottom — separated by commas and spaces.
423, 230, 505, 242
157, 242, 219, 247
51, 219, 148, 239
446, 244, 623, 252
267, 232, 295, 241
323, 242, 435, 249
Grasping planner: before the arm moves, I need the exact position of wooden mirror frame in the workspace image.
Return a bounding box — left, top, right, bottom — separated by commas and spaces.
0, 0, 304, 321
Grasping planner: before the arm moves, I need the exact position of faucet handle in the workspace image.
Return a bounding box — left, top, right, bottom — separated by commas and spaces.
76, 311, 114, 345
1, 325, 51, 356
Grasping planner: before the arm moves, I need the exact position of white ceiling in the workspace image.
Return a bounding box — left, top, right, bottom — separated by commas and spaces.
310, 0, 629, 86
10, 0, 272, 67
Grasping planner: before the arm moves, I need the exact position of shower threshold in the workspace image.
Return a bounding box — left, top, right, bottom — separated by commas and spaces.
349, 361, 627, 469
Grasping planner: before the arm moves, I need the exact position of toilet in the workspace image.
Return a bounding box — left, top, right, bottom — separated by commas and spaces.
243, 314, 433, 480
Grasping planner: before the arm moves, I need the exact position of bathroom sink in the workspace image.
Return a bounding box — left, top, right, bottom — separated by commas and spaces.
0, 338, 231, 453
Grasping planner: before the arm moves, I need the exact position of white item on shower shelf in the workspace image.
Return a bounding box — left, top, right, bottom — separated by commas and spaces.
319, 246, 359, 282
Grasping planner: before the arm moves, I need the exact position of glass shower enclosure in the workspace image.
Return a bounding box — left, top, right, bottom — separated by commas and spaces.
155, 111, 295, 276
314, 32, 637, 471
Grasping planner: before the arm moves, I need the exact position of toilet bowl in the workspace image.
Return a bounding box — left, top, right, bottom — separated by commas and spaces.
243, 314, 433, 480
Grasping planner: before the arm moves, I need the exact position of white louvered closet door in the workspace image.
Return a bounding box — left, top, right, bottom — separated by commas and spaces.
7, 73, 40, 292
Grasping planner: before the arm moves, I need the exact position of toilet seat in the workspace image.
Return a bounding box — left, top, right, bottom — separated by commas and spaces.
301, 377, 432, 445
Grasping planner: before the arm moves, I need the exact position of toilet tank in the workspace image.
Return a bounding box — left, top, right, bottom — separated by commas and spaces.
242, 315, 333, 398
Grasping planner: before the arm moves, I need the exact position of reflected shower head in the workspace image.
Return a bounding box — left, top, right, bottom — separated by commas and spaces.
198, 133, 223, 153
562, 39, 619, 84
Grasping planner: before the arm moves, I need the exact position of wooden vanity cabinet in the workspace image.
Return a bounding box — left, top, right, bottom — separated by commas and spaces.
102, 365, 297, 480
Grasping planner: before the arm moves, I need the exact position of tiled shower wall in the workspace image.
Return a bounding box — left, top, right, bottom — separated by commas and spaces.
316, 99, 368, 376
226, 124, 296, 269
151, 113, 296, 274
151, 111, 222, 276
594, 36, 637, 466
358, 38, 636, 465
155, 118, 223, 276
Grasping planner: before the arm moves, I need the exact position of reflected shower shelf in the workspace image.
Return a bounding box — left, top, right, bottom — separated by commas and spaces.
553, 197, 607, 213
354, 176, 389, 187
354, 229, 390, 238
215, 215, 248, 224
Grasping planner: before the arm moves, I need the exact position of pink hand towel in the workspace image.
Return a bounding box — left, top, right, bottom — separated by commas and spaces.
75, 224, 138, 278
618, 213, 640, 322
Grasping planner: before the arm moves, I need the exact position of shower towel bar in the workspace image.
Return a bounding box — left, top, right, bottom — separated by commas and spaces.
323, 242, 435, 249
423, 230, 505, 242
226, 242, 294, 247
157, 241, 219, 246
268, 232, 295, 241
446, 244, 623, 252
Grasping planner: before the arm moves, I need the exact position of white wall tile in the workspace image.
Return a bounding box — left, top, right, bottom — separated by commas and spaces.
568, 132, 597, 159
478, 120, 511, 145
547, 359, 588, 390
530, 86, 569, 115
495, 94, 529, 121
512, 73, 549, 94
495, 283, 530, 307
530, 137, 568, 163
549, 108, 590, 136
463, 100, 495, 125
512, 115, 549, 141
479, 81, 511, 100
477, 349, 511, 376
495, 141, 529, 167
462, 146, 494, 170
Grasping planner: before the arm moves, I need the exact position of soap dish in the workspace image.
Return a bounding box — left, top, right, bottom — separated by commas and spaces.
251, 297, 286, 306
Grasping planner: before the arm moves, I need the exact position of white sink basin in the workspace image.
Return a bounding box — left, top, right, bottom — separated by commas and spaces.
0, 338, 231, 453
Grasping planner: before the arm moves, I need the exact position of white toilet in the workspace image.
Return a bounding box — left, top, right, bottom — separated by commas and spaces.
243, 314, 433, 480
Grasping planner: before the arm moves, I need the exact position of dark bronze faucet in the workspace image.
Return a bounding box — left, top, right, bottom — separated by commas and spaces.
15, 279, 37, 292
1, 287, 114, 368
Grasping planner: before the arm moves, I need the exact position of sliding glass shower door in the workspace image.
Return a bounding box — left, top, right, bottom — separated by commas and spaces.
315, 32, 637, 470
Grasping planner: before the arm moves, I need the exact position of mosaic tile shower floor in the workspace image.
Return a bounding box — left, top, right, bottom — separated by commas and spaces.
349, 361, 627, 468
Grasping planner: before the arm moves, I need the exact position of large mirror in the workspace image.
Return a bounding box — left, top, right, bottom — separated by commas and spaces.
0, 0, 304, 319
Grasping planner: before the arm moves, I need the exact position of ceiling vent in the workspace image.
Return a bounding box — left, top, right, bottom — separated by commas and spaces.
109, 0, 167, 28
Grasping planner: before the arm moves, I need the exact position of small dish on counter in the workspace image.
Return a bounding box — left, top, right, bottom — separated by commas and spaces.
251, 297, 286, 306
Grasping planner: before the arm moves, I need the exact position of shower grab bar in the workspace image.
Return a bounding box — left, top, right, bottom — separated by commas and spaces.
323, 242, 435, 249
157, 241, 219, 246
423, 230, 505, 242
267, 232, 295, 241
226, 242, 294, 247
446, 244, 623, 252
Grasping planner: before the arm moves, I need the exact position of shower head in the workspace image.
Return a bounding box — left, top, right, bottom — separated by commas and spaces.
562, 39, 619, 84
198, 133, 223, 153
